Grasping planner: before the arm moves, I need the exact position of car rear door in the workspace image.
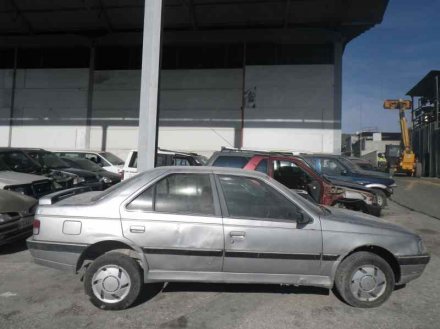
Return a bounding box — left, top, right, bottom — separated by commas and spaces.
120, 172, 224, 273
215, 173, 322, 276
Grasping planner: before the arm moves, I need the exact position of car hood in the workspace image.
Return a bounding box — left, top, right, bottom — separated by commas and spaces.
321, 207, 416, 237
54, 168, 97, 178
355, 169, 392, 179
0, 189, 37, 213
329, 178, 374, 193
0, 171, 49, 187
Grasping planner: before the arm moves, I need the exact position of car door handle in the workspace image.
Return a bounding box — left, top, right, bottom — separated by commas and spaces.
230, 231, 246, 238
130, 225, 145, 233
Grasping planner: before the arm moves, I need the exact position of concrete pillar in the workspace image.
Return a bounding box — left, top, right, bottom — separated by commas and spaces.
333, 40, 343, 153
85, 46, 95, 150
7, 48, 18, 147
137, 0, 163, 171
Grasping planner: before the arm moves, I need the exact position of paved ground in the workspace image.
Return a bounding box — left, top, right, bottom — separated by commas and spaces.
1, 189, 440, 329
392, 176, 440, 219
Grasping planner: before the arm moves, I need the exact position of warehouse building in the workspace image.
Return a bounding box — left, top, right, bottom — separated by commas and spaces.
0, 0, 388, 164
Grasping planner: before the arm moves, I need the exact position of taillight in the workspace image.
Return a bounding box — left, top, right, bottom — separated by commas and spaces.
33, 219, 40, 235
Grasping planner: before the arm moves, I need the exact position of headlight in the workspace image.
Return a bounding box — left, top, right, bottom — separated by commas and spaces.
5, 186, 28, 195
101, 176, 112, 184
418, 239, 427, 254
0, 213, 11, 223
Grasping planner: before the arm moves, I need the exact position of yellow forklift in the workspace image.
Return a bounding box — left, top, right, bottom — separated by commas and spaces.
383, 99, 422, 177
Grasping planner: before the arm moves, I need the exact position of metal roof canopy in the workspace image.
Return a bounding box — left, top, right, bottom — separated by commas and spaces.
407, 70, 440, 99
0, 0, 388, 47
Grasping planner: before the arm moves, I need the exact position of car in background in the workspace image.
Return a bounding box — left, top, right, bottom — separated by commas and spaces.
206, 149, 256, 168
235, 153, 381, 216
123, 149, 204, 180
27, 166, 429, 309
54, 150, 125, 175
60, 157, 121, 189
22, 149, 104, 191
302, 154, 396, 207
0, 148, 75, 190
0, 189, 37, 246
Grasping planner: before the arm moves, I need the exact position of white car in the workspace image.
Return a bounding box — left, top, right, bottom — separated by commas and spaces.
123, 149, 205, 180
54, 151, 124, 175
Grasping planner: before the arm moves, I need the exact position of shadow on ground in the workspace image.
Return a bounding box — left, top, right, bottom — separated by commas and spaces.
0, 240, 28, 255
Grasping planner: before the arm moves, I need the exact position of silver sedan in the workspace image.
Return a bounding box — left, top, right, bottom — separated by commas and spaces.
27, 167, 429, 310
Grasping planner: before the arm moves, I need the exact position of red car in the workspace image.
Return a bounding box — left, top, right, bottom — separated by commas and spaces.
243, 154, 381, 216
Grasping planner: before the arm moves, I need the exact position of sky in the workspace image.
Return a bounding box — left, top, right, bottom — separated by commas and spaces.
342, 0, 440, 133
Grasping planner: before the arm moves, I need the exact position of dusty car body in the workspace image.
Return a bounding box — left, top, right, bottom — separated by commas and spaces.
27, 167, 429, 310
0, 170, 54, 199
0, 190, 37, 245
243, 154, 381, 216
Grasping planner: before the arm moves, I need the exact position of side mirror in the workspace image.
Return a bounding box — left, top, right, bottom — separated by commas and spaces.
296, 211, 310, 225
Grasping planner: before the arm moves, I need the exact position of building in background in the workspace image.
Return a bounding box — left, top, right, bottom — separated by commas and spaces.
0, 1, 388, 159
407, 70, 440, 177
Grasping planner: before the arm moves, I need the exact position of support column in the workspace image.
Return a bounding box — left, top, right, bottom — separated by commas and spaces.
137, 0, 163, 171
85, 45, 95, 150
7, 48, 18, 147
333, 40, 343, 153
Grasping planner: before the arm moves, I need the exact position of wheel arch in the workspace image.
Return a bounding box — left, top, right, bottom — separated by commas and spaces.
76, 239, 149, 276
334, 245, 401, 283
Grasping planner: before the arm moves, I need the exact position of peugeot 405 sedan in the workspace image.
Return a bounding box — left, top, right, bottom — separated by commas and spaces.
27, 167, 429, 310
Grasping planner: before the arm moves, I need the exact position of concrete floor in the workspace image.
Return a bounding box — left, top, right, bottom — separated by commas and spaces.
1, 183, 439, 329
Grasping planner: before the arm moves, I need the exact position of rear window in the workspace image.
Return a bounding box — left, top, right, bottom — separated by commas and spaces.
212, 156, 250, 168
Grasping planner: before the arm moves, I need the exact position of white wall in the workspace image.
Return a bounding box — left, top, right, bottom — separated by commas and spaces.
1, 65, 341, 159
242, 65, 339, 153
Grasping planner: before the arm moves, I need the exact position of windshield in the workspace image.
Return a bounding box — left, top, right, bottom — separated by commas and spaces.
100, 152, 124, 166
339, 157, 360, 172
28, 151, 69, 169
67, 158, 102, 171
0, 151, 42, 173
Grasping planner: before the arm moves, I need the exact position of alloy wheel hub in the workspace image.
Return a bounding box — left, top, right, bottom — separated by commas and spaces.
92, 265, 131, 303
350, 265, 386, 302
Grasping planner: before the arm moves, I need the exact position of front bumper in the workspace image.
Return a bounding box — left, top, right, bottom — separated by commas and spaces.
0, 216, 34, 246
397, 254, 430, 285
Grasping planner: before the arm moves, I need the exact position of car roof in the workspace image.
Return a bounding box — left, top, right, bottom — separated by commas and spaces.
148, 165, 267, 178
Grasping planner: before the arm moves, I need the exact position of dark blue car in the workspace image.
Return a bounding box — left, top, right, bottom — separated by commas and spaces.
302, 155, 396, 207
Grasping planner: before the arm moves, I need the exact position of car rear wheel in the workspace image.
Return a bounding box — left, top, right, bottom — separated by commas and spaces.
335, 251, 395, 308
373, 189, 387, 208
84, 253, 143, 310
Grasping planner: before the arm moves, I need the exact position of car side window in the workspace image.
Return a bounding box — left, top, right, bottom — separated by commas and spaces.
212, 156, 249, 168
272, 160, 312, 190
218, 175, 300, 221
255, 159, 268, 174
127, 174, 215, 216
85, 153, 101, 164
321, 159, 345, 176
173, 157, 190, 166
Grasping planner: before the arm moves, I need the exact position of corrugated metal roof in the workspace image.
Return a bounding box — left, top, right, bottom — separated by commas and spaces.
0, 0, 388, 46
407, 70, 440, 98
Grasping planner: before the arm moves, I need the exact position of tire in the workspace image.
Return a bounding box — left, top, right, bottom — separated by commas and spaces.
335, 252, 395, 308
373, 189, 387, 208
84, 253, 143, 310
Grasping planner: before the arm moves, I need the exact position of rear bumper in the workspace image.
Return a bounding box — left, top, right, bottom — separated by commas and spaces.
26, 238, 87, 273
397, 254, 430, 285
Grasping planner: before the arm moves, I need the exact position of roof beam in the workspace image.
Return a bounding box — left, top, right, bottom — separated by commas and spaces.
8, 0, 34, 34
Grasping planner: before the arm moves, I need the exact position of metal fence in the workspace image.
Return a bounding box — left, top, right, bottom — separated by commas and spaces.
412, 123, 440, 177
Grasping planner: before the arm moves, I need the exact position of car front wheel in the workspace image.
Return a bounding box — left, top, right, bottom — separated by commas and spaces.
335, 251, 395, 308
373, 189, 387, 208
84, 253, 143, 310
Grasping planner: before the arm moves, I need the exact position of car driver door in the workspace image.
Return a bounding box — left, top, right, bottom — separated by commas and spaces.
216, 174, 322, 277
